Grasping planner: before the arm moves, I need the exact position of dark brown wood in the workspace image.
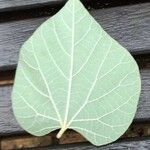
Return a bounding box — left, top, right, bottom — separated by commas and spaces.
0, 70, 15, 85
0, 3, 150, 71
0, 55, 150, 136
1, 135, 52, 150
23, 138, 150, 150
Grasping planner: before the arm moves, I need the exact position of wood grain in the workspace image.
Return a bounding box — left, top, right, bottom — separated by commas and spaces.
1, 135, 52, 150
0, 80, 13, 86
0, 56, 150, 135
1, 123, 150, 150
0, 0, 64, 13
0, 3, 150, 71
0, 0, 149, 13
27, 139, 150, 150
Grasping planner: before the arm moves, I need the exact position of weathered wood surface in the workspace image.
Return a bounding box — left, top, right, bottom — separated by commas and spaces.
0, 0, 148, 13
24, 139, 150, 150
1, 124, 150, 150
1, 135, 52, 150
0, 3, 150, 71
0, 0, 64, 12
0, 56, 150, 135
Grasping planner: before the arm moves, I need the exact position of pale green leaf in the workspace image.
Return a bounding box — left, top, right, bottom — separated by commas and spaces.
12, 0, 141, 146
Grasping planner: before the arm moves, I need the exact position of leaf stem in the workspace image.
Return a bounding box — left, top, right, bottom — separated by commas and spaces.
57, 127, 67, 139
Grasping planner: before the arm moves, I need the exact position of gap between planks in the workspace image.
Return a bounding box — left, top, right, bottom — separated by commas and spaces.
0, 70, 15, 86
0, 122, 150, 150
0, 80, 14, 86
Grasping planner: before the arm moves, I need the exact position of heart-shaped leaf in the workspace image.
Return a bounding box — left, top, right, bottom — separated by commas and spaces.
12, 0, 141, 146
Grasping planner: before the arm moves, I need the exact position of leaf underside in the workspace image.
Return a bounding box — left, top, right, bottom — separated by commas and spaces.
12, 0, 141, 146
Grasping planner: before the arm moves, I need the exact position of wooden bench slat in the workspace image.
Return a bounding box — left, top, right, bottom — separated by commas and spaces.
0, 3, 150, 71
0, 0, 148, 13
24, 139, 150, 150
0, 57, 150, 135
0, 0, 64, 12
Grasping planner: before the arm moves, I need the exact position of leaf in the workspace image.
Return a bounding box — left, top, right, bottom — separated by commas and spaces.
12, 0, 141, 146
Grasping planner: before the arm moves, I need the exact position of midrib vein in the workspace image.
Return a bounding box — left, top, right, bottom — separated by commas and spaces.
64, 1, 75, 127
66, 40, 113, 127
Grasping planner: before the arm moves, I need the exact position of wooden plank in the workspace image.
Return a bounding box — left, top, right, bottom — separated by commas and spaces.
0, 0, 64, 12
0, 80, 13, 86
25, 139, 150, 150
1, 123, 150, 149
0, 0, 148, 13
0, 3, 150, 71
1, 135, 52, 150
0, 56, 150, 135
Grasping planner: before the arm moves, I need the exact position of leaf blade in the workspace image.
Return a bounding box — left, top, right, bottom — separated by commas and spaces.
12, 0, 141, 146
